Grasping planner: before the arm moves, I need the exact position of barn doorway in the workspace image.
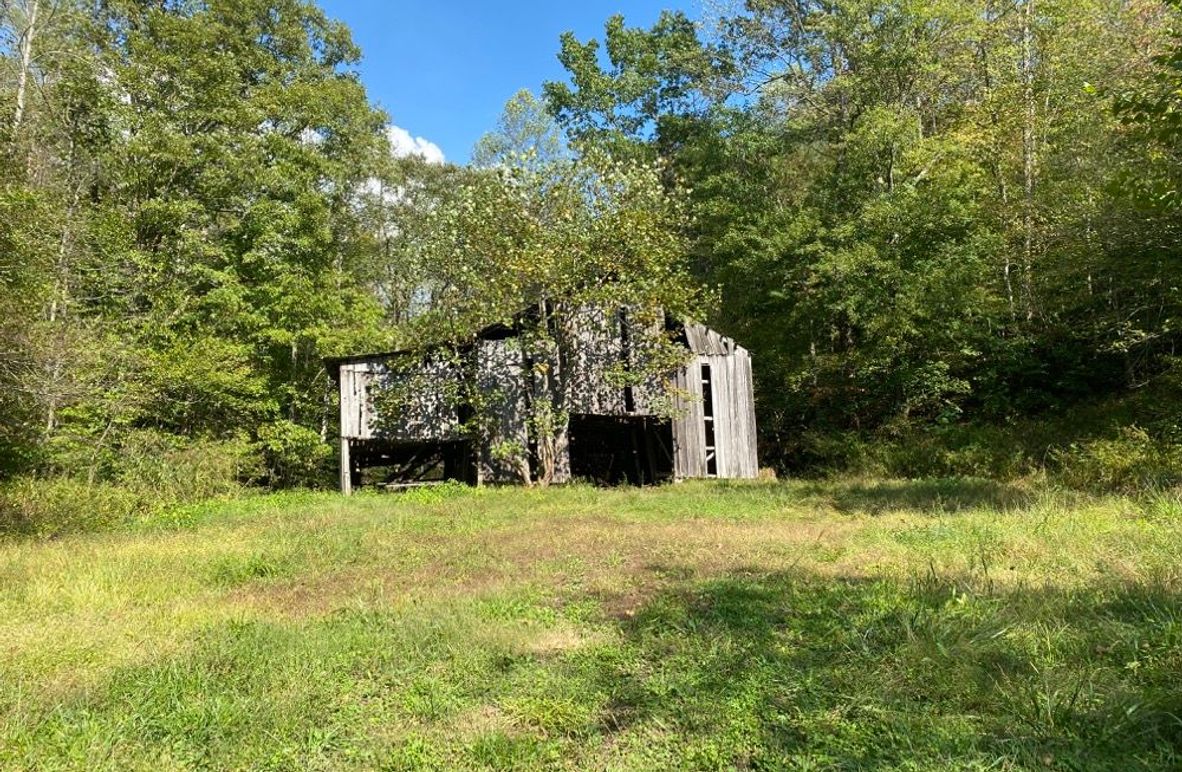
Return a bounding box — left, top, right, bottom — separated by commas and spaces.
567, 414, 674, 486
347, 439, 475, 489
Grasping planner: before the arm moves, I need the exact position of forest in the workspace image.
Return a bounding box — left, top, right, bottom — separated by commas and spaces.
2, 0, 1182, 533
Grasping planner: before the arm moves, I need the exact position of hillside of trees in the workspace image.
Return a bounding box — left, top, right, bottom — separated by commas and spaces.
2, 0, 1182, 532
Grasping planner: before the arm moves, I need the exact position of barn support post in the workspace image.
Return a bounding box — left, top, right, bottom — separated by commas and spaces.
340, 438, 352, 495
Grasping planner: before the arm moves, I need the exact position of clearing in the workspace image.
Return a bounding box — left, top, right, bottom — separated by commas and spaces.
1, 480, 1180, 770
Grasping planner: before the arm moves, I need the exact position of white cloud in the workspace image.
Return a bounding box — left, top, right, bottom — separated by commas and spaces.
386, 124, 445, 165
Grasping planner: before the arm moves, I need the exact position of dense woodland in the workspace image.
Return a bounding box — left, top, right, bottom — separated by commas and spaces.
2, 0, 1182, 530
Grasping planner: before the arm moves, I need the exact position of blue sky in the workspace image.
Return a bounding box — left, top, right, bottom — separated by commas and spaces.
318, 1, 699, 164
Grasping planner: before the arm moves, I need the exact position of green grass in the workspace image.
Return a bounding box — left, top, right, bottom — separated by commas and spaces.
2, 479, 1181, 770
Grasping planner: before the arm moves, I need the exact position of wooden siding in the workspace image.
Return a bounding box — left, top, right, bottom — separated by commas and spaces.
338, 355, 461, 442
684, 323, 737, 356
735, 347, 759, 477
670, 345, 758, 480
705, 346, 758, 479
564, 306, 667, 417
671, 359, 707, 479
338, 361, 369, 440
336, 340, 534, 484
565, 305, 629, 416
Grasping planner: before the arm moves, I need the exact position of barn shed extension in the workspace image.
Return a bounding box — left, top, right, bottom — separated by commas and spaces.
326, 312, 757, 492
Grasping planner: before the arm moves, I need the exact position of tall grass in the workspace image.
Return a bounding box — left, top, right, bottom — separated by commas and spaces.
1, 480, 1180, 769
0, 434, 249, 539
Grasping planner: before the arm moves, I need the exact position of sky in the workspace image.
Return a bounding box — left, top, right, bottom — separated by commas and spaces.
318, 0, 700, 165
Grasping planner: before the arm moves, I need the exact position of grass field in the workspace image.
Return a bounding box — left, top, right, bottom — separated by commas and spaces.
2, 479, 1181, 770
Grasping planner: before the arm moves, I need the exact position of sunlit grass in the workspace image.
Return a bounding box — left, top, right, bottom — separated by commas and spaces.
2, 480, 1180, 769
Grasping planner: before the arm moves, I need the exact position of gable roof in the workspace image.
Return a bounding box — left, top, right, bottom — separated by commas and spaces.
683, 323, 741, 356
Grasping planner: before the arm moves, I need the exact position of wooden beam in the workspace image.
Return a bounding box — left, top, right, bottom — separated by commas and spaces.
340, 438, 352, 495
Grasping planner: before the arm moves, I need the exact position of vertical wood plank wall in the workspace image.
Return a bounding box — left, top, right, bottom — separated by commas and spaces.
338, 363, 365, 439
338, 366, 356, 494
736, 348, 759, 477
710, 347, 758, 478
338, 358, 460, 442
566, 306, 628, 416
672, 361, 707, 478
671, 346, 758, 480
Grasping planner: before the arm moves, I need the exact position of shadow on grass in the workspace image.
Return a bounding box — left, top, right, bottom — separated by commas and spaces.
578, 567, 1182, 769
799, 476, 1037, 515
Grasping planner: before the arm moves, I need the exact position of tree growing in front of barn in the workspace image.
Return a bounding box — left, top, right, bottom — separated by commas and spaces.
386, 150, 703, 486
471, 88, 569, 172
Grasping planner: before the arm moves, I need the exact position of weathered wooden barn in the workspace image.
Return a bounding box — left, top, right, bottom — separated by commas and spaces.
326, 312, 757, 492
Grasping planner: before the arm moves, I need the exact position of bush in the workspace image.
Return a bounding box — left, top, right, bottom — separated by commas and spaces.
115, 430, 254, 504
1052, 426, 1182, 494
798, 419, 1182, 495
796, 425, 1037, 481
256, 420, 333, 488
0, 433, 253, 540
0, 477, 146, 538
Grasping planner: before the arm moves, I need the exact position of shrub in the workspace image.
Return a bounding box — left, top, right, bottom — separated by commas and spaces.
256, 420, 333, 488
1052, 426, 1182, 494
0, 433, 253, 540
876, 424, 1036, 480
0, 477, 146, 538
116, 430, 253, 504
796, 425, 1036, 481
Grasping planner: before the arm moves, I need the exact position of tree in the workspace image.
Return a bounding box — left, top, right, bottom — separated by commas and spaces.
546, 0, 1179, 468
0, 0, 107, 475
1116, 0, 1182, 211
391, 152, 702, 485
543, 10, 733, 161
472, 88, 568, 170
1, 0, 394, 486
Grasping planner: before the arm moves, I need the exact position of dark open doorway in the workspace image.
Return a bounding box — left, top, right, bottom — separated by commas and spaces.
567, 414, 674, 486
347, 439, 475, 489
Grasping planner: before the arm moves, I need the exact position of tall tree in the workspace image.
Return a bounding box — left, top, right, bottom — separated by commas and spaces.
544, 10, 733, 161
2, 0, 395, 485
472, 88, 568, 170
390, 152, 701, 485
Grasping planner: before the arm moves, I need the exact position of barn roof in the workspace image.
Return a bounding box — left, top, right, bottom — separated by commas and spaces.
325, 312, 746, 378
683, 323, 741, 356
323, 320, 517, 375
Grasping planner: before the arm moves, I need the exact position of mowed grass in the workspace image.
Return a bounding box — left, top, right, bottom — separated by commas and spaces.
2, 480, 1181, 770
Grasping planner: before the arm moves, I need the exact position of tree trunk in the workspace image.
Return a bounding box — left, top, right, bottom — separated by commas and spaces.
979, 4, 1017, 321
43, 138, 81, 441
531, 301, 571, 488
290, 338, 299, 422
1021, 0, 1037, 322
12, 0, 40, 136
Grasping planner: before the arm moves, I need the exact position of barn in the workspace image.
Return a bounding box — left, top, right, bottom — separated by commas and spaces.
326, 310, 757, 493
